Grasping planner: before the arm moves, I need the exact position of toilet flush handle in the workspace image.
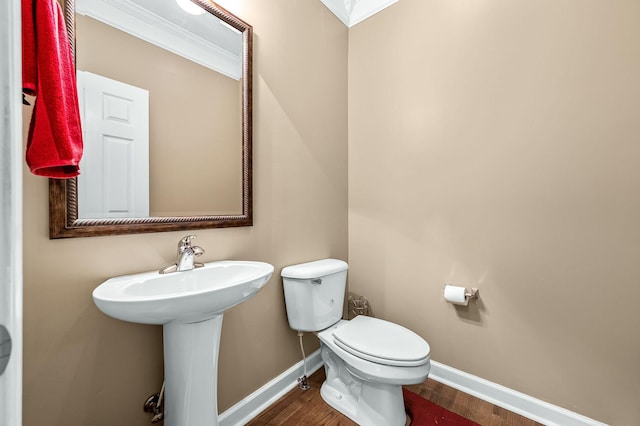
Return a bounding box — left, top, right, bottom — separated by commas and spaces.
311, 279, 322, 285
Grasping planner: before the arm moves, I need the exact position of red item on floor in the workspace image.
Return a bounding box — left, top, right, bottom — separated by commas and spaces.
403, 388, 481, 426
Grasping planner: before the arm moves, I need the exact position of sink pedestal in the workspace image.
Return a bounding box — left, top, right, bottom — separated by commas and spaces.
92, 260, 274, 425
163, 315, 223, 426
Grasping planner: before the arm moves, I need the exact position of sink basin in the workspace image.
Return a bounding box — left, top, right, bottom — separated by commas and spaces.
92, 260, 274, 426
93, 260, 274, 324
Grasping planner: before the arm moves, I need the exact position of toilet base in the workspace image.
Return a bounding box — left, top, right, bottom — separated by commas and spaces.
320, 346, 407, 426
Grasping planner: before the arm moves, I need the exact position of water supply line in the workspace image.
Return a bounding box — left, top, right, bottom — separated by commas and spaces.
153, 382, 165, 423
297, 331, 310, 390
143, 381, 165, 423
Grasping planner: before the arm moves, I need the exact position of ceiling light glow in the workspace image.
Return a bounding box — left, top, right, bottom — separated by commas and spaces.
176, 0, 205, 15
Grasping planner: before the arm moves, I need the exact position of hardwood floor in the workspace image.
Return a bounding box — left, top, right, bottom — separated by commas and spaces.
246, 368, 543, 426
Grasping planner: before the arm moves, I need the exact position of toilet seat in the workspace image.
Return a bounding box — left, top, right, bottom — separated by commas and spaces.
332, 316, 430, 367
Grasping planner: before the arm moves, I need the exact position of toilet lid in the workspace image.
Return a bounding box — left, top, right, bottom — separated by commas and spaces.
332, 316, 430, 367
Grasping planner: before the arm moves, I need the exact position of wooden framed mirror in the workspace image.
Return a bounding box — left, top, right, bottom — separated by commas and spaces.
50, 0, 252, 238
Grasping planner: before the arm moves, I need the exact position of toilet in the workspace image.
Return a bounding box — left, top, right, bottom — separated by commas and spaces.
281, 259, 431, 426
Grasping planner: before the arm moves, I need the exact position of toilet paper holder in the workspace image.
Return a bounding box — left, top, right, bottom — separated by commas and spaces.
443, 284, 479, 306
465, 288, 479, 300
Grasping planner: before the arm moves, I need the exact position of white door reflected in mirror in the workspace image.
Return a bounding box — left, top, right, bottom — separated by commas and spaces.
77, 71, 150, 219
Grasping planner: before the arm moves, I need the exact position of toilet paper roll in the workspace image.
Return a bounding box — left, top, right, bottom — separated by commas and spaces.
444, 285, 469, 306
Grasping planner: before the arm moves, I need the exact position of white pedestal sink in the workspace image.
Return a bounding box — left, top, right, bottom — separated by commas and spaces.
92, 260, 274, 426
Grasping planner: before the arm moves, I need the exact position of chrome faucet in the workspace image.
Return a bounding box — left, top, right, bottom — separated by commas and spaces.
159, 235, 205, 274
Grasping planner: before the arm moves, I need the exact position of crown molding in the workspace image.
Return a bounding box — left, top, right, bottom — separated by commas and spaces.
76, 0, 241, 80
320, 0, 398, 27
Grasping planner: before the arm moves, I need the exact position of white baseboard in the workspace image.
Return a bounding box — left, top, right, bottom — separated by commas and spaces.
218, 349, 323, 426
218, 353, 606, 426
429, 361, 608, 426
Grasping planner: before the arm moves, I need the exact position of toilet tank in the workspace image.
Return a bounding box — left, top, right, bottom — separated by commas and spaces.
281, 259, 348, 332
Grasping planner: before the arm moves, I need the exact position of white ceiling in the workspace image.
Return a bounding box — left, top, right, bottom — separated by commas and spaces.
319, 0, 399, 27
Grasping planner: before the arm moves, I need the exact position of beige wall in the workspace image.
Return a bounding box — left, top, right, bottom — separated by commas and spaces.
22, 1, 347, 425
348, 0, 640, 425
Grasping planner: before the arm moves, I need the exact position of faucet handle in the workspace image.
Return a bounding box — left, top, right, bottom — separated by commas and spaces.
178, 235, 197, 251
180, 235, 197, 244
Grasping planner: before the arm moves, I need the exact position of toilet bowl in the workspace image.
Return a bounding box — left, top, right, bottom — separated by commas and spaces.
281, 259, 431, 426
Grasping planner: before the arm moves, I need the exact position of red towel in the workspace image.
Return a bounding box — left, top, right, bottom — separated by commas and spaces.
22, 0, 83, 178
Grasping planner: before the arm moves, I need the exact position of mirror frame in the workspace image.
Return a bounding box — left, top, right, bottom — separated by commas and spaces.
51, 0, 253, 238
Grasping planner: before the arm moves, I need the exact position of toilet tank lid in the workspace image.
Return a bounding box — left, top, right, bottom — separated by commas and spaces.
281, 259, 348, 279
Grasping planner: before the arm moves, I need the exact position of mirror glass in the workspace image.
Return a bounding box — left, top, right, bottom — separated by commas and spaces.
51, 0, 252, 238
